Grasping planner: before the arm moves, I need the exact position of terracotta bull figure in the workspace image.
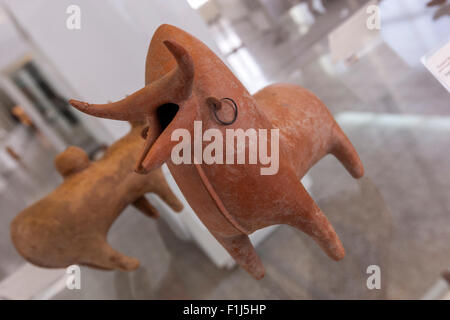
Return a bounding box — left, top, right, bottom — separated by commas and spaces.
10, 121, 183, 271
69, 24, 364, 279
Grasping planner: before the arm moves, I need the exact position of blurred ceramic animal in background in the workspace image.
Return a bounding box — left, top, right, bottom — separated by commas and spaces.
11, 122, 183, 271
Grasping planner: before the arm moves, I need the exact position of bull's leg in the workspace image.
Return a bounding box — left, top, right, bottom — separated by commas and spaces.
329, 124, 364, 179
147, 169, 184, 213
214, 233, 266, 280
275, 180, 345, 261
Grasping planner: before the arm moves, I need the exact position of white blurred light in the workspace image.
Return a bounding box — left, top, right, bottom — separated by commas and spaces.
289, 3, 315, 35
227, 48, 269, 94
210, 19, 242, 55
187, 0, 209, 10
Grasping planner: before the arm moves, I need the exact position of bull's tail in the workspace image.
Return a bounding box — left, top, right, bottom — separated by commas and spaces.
329, 124, 364, 179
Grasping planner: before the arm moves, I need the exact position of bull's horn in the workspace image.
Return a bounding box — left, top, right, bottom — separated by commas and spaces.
69, 40, 194, 121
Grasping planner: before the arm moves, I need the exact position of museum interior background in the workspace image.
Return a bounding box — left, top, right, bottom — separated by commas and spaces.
0, 0, 449, 299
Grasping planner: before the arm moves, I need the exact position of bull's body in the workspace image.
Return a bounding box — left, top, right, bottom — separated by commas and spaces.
70, 24, 364, 278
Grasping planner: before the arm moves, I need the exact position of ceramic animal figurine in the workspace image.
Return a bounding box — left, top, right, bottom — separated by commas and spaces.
69, 24, 364, 279
11, 121, 183, 271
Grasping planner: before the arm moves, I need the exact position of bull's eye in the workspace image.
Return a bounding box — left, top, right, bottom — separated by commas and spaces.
156, 103, 179, 131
